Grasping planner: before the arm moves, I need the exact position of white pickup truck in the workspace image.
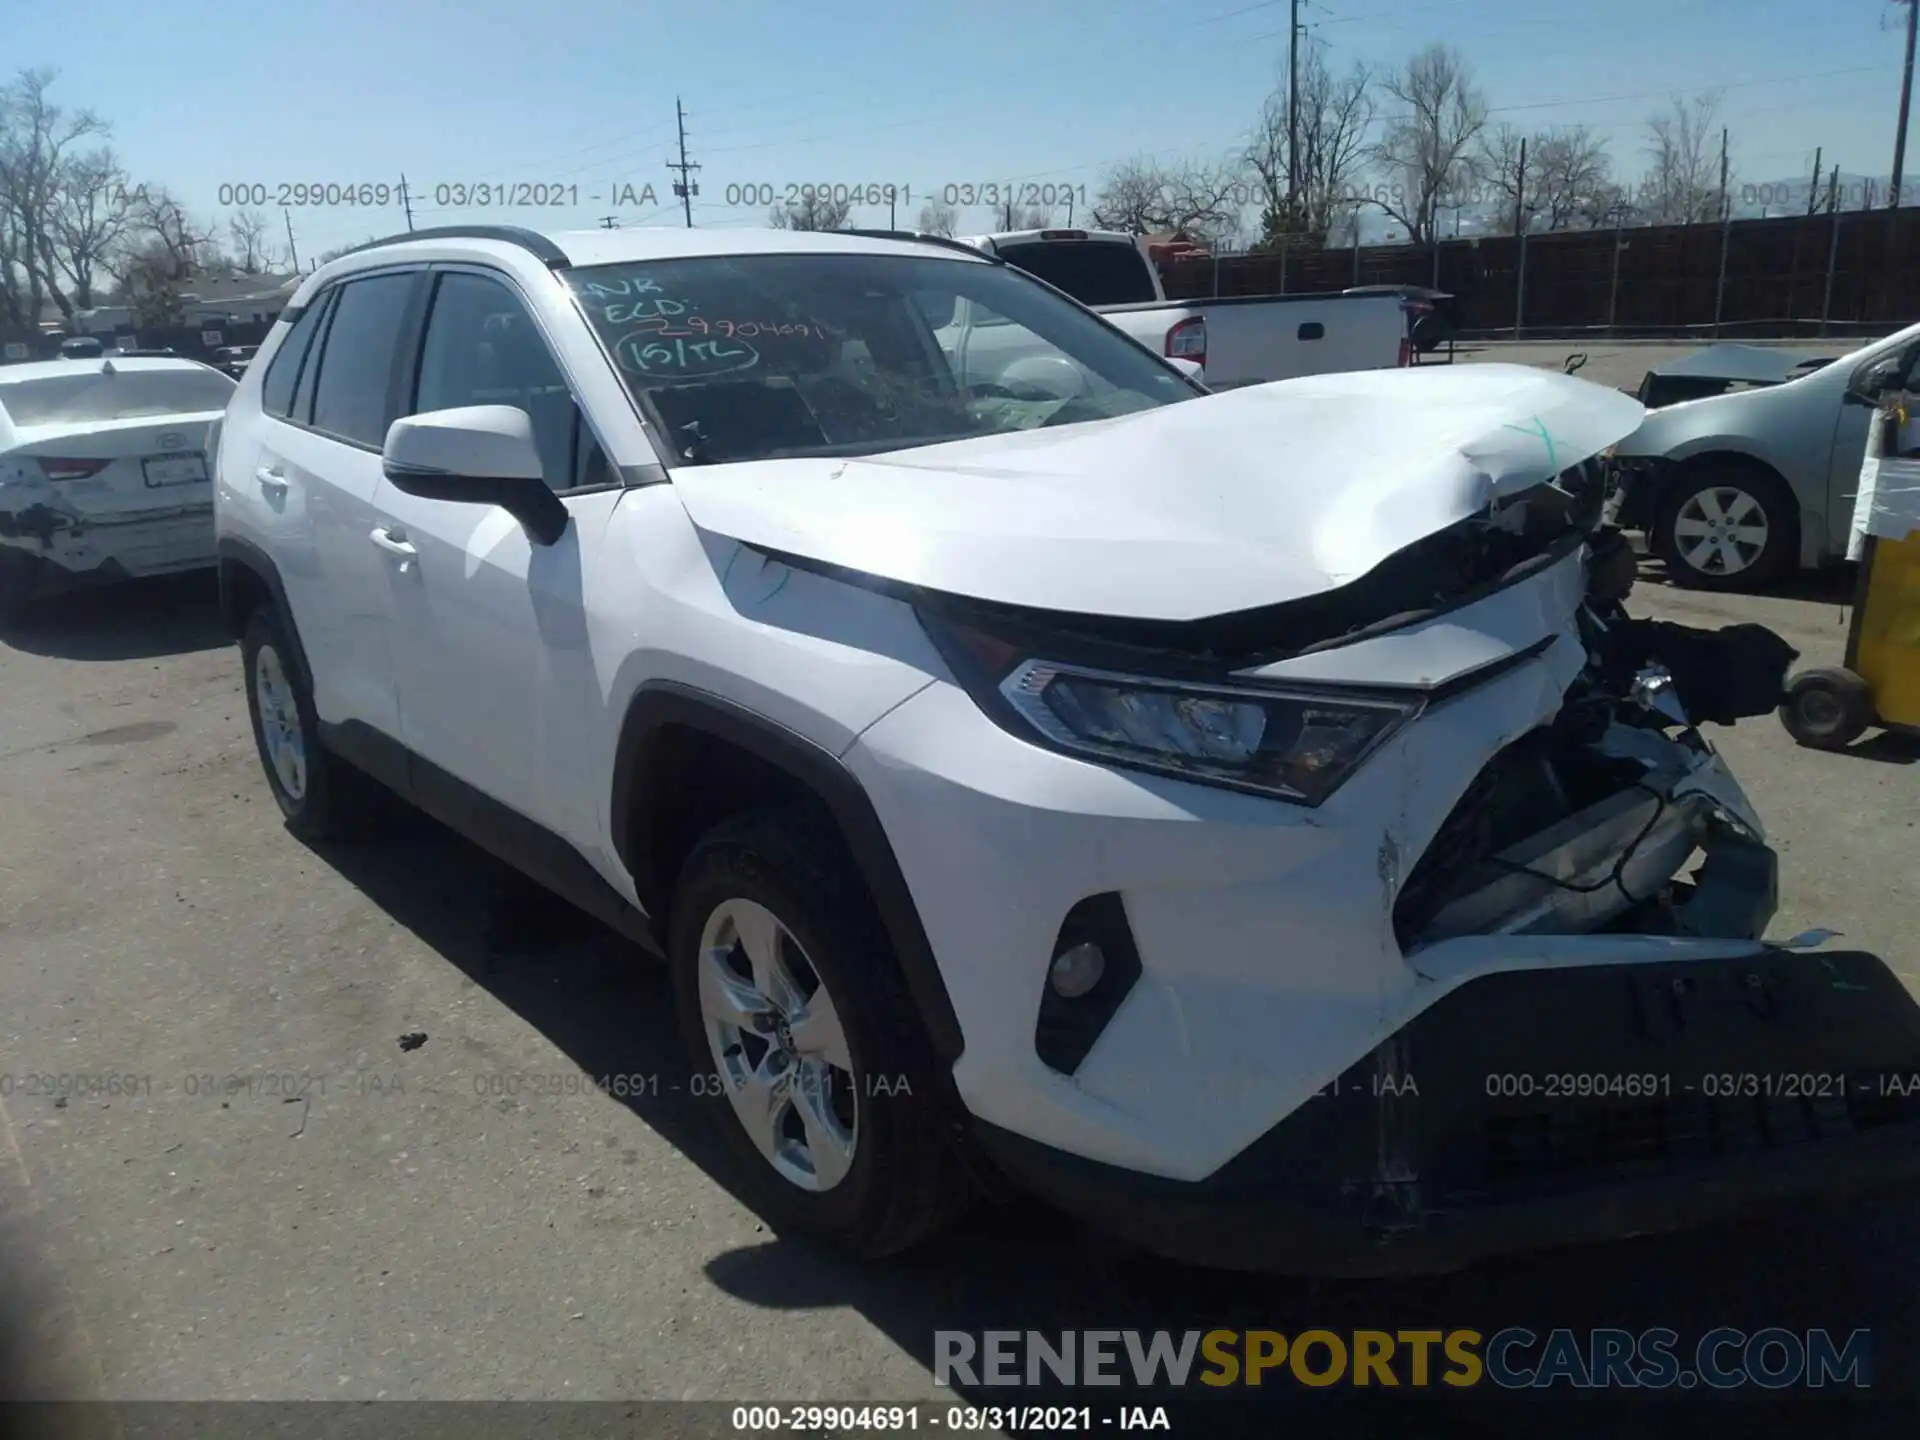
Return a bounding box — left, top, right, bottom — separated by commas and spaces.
953, 228, 1410, 389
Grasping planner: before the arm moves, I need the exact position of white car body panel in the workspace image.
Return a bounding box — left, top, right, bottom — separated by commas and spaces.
842, 544, 1765, 1179
214, 225, 1846, 1224
670, 363, 1643, 620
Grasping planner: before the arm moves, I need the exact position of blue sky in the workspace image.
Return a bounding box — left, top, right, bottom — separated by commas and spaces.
8, 0, 1912, 260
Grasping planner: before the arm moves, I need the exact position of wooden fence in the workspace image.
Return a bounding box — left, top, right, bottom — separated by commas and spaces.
1161, 207, 1920, 337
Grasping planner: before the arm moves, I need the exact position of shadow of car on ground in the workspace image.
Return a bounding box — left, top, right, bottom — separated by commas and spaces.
0, 571, 228, 663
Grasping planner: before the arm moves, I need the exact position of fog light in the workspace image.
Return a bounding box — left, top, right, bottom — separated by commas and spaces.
1048, 942, 1106, 998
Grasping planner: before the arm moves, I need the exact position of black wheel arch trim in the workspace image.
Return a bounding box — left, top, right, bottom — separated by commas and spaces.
611, 680, 966, 1065
217, 535, 314, 693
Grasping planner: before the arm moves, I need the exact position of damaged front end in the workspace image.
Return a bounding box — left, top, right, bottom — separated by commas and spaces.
1393, 565, 1799, 954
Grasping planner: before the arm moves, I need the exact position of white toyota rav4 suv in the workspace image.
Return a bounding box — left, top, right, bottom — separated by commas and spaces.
215, 224, 1920, 1276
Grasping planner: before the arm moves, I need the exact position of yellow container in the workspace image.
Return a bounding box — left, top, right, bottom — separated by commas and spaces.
1851, 529, 1920, 731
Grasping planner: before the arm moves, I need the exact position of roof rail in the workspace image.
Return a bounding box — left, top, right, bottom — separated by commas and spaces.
841, 229, 1003, 263
333, 226, 571, 268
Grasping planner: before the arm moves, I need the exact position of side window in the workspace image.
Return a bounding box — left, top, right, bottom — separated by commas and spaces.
308, 272, 416, 447
411, 271, 598, 492
260, 299, 328, 419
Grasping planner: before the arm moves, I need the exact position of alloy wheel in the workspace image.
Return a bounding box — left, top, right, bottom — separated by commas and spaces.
254, 644, 307, 801
696, 897, 858, 1192
1671, 485, 1770, 578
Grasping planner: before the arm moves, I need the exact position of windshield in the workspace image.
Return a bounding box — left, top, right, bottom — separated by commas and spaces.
993, 241, 1160, 306
0, 367, 236, 427
564, 251, 1194, 465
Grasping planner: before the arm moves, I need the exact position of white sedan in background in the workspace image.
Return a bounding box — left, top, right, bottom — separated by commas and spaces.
0, 355, 236, 618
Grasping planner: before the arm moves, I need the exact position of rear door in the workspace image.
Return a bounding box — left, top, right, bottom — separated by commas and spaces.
249, 269, 422, 741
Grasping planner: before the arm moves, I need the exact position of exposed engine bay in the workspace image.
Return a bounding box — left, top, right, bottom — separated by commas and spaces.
1393, 515, 1800, 953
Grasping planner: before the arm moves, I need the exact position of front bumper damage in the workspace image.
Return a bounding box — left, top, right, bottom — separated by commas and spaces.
954, 567, 1920, 1271
976, 946, 1920, 1276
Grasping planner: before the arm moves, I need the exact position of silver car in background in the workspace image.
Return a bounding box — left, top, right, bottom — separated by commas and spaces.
1610, 321, 1920, 591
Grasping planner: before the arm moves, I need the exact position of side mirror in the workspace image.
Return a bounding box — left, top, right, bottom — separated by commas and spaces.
382, 405, 569, 546
1166, 356, 1206, 384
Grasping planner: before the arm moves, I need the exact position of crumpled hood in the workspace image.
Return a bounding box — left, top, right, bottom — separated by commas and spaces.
670, 363, 1645, 621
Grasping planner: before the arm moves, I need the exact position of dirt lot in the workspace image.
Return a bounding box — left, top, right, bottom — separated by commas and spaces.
1, 555, 1916, 1435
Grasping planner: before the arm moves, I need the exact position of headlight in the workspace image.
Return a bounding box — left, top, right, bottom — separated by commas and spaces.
971, 651, 1421, 806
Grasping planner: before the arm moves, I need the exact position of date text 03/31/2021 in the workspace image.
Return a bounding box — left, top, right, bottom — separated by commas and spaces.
728, 1405, 1172, 1432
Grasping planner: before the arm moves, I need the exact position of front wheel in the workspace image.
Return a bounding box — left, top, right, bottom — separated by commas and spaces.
1652, 466, 1798, 592
668, 810, 970, 1257
241, 606, 384, 840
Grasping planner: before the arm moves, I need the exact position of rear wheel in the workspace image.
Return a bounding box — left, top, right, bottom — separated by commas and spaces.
1652, 464, 1797, 591
241, 606, 384, 840
668, 810, 970, 1257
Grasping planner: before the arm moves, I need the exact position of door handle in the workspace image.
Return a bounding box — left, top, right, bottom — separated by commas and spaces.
255, 465, 288, 491
369, 525, 417, 559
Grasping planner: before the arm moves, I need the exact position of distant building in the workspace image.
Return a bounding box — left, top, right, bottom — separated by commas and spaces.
72, 272, 302, 336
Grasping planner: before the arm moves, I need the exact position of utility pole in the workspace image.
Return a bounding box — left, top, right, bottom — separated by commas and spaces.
668, 97, 700, 228
598, 215, 620, 229
1286, 0, 1301, 204
1893, 0, 1918, 208
1511, 135, 1527, 238
400, 175, 415, 231
1712, 127, 1731, 336
282, 207, 301, 272
1808, 145, 1823, 215
1512, 135, 1529, 340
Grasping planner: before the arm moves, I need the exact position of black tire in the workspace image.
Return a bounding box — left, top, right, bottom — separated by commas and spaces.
1651, 463, 1798, 592
668, 809, 971, 1258
0, 550, 40, 626
240, 605, 384, 840
1779, 667, 1874, 750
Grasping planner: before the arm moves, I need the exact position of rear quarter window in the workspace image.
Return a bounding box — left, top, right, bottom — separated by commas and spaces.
260, 302, 330, 419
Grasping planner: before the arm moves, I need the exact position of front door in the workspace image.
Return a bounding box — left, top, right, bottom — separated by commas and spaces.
371, 267, 620, 853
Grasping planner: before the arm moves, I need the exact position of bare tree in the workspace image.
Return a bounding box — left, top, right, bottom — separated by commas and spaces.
121, 186, 214, 280
1365, 43, 1488, 245
313, 237, 378, 267
0, 68, 109, 322
1533, 126, 1613, 230
769, 189, 852, 230
991, 202, 1052, 229
1472, 122, 1532, 232
228, 210, 275, 272
917, 198, 958, 236
1247, 36, 1374, 247
1090, 156, 1243, 242
114, 240, 189, 328
48, 148, 133, 306
1643, 90, 1724, 224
